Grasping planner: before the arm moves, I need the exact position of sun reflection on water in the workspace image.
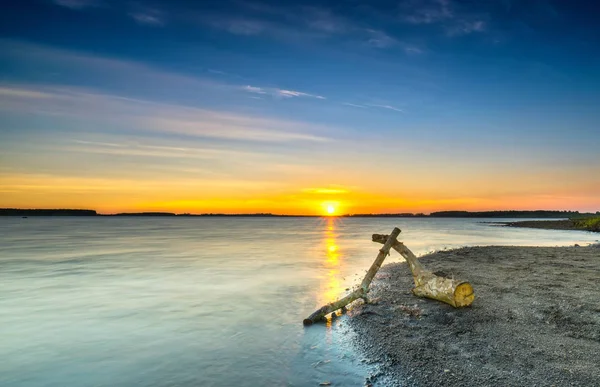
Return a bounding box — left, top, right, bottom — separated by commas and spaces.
319, 217, 346, 307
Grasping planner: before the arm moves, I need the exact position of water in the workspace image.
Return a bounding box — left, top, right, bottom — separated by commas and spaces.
1, 217, 598, 387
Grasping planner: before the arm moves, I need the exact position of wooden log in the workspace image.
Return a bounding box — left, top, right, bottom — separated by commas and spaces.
372, 234, 474, 308
303, 227, 401, 325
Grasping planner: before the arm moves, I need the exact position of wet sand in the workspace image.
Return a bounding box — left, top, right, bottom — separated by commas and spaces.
349, 244, 600, 386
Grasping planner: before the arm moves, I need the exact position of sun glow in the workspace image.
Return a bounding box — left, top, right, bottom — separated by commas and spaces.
322, 202, 339, 216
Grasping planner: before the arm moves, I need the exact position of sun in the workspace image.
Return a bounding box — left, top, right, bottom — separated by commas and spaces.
321, 201, 340, 216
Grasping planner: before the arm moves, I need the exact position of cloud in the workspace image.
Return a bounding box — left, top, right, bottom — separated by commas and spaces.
53, 0, 101, 9
400, 0, 452, 25
242, 85, 267, 94
365, 29, 424, 54
445, 20, 486, 36
130, 11, 165, 26
0, 39, 222, 94
213, 18, 267, 35
276, 89, 326, 100
69, 139, 265, 161
366, 29, 398, 48
242, 85, 326, 100
1, 40, 330, 125
0, 84, 332, 143
403, 45, 424, 55
399, 0, 486, 37
367, 104, 404, 112
203, 5, 410, 53
303, 7, 350, 34
0, 87, 55, 99
344, 102, 404, 112
343, 102, 368, 109
147, 116, 330, 142
237, 3, 351, 35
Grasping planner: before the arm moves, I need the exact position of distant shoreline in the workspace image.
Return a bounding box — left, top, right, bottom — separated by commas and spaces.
2, 208, 598, 218
503, 219, 600, 233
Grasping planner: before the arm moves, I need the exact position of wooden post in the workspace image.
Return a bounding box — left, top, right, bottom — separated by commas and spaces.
303, 227, 401, 325
372, 234, 474, 307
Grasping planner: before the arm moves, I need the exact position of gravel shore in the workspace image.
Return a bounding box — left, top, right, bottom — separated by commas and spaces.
349, 244, 600, 386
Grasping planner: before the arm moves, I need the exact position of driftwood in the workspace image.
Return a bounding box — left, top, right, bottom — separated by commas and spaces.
303, 227, 401, 325
372, 234, 474, 307
303, 228, 475, 325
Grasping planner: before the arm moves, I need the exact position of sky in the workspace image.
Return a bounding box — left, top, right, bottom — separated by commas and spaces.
0, 0, 599, 215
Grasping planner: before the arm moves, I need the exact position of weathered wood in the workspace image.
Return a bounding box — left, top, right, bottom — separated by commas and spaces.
303, 227, 401, 325
372, 234, 474, 307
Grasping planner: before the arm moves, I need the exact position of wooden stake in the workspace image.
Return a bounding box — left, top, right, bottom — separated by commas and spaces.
372, 234, 474, 307
303, 227, 401, 325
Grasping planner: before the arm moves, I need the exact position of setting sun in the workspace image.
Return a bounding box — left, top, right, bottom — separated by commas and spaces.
321, 201, 341, 216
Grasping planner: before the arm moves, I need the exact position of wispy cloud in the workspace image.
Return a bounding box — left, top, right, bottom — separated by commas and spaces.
69, 139, 265, 161
400, 0, 452, 25
303, 7, 351, 34
1, 40, 328, 111
403, 45, 424, 55
237, 3, 351, 35
366, 29, 398, 48
53, 0, 101, 9
344, 102, 404, 112
242, 85, 267, 94
0, 84, 332, 143
242, 85, 326, 100
0, 39, 222, 93
367, 104, 404, 112
130, 10, 165, 26
343, 102, 368, 109
365, 29, 424, 54
126, 2, 165, 26
211, 18, 267, 36
277, 89, 326, 100
0, 87, 55, 99
445, 20, 486, 36
399, 0, 486, 37
202, 5, 415, 53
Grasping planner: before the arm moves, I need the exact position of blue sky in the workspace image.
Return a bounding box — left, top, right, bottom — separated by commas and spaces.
1, 0, 599, 214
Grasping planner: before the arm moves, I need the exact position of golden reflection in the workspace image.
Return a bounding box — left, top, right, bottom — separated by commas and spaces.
319, 217, 346, 306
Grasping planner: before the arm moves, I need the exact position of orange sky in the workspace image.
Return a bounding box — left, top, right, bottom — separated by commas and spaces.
2, 168, 599, 215
1, 81, 599, 215
1, 26, 600, 216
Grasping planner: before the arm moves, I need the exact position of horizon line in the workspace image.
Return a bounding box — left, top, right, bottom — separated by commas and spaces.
1, 208, 598, 217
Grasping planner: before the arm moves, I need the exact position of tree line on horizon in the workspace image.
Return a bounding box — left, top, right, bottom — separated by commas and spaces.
1, 208, 598, 218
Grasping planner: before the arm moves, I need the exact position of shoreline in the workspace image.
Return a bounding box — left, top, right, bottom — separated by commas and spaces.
503, 219, 578, 231
503, 219, 600, 232
348, 244, 600, 386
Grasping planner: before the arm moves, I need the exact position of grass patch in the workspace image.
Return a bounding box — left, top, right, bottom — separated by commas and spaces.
572, 217, 600, 232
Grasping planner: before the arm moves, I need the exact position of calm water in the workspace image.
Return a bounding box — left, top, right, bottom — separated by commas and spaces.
1, 217, 598, 387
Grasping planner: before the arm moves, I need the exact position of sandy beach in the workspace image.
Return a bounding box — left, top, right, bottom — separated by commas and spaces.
349, 244, 600, 386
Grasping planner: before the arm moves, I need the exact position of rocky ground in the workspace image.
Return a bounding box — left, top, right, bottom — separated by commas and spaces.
348, 244, 600, 387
